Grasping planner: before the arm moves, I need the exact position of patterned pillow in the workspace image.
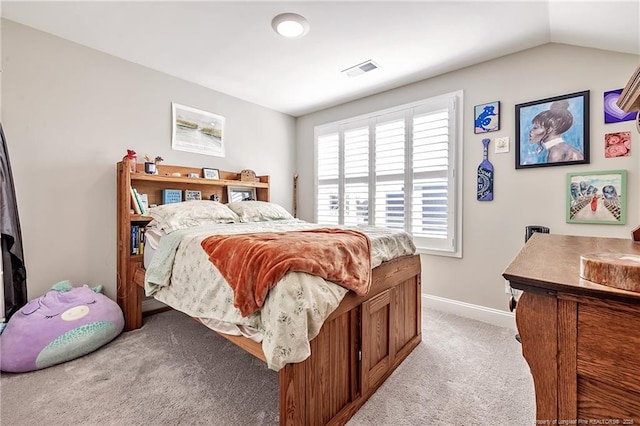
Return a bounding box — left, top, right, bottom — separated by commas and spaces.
227, 201, 294, 222
226, 201, 294, 222
148, 200, 240, 233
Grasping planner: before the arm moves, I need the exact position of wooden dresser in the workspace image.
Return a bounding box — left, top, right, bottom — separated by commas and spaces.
503, 233, 640, 424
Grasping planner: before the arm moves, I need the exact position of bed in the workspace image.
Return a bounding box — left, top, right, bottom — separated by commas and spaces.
116, 161, 422, 425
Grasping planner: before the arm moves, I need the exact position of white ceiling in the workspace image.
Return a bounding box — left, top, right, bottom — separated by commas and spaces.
2, 1, 639, 117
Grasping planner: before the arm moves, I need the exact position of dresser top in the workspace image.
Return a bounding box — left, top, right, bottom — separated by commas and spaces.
503, 233, 640, 302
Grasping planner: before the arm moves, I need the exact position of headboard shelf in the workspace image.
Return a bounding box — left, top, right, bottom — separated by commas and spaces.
131, 172, 269, 188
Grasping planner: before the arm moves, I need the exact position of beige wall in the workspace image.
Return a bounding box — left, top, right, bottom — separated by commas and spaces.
1, 20, 296, 301
296, 43, 640, 312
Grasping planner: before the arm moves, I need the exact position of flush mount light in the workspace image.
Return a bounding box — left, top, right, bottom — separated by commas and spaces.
272, 13, 309, 38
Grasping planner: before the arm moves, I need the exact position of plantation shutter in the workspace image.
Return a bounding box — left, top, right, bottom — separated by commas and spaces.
344, 126, 370, 225
374, 116, 405, 230
411, 107, 450, 243
316, 132, 339, 225
314, 91, 461, 256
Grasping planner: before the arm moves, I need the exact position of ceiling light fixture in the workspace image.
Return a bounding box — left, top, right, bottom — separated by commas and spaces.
271, 13, 309, 39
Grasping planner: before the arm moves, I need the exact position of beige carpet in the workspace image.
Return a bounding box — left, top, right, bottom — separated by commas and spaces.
0, 306, 535, 425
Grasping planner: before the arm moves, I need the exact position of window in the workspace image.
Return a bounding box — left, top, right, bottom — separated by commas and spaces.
315, 91, 463, 257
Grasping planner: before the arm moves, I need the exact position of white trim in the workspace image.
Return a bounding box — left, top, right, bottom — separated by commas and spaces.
422, 294, 517, 330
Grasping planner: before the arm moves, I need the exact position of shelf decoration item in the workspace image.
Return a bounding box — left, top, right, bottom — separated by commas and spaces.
143, 155, 163, 174
123, 149, 137, 173
477, 138, 494, 201
185, 190, 202, 201
227, 186, 256, 202
162, 189, 183, 204
240, 169, 257, 182
202, 168, 220, 180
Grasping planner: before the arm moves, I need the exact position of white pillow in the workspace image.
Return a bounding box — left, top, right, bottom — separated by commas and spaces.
226, 201, 294, 222
147, 200, 239, 233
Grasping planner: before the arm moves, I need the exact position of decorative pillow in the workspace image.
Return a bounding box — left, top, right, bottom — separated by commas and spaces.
227, 201, 294, 222
147, 200, 240, 233
0, 281, 124, 373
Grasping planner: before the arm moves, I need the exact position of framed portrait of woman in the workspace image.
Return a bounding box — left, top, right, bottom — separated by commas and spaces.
515, 90, 590, 169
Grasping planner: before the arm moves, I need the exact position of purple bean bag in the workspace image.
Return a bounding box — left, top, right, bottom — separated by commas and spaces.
0, 281, 124, 373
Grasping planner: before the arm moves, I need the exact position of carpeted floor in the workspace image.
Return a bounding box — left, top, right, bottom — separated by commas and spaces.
0, 307, 535, 425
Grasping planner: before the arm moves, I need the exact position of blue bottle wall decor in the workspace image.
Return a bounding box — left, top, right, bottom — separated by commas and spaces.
477, 138, 494, 201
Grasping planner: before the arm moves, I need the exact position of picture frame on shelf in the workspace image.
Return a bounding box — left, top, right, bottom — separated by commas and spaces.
515, 90, 590, 169
566, 170, 627, 225
202, 168, 220, 180
474, 101, 500, 134
184, 190, 202, 201
227, 186, 256, 202
162, 189, 182, 204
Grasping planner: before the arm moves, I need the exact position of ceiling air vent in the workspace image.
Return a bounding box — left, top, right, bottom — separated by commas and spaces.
342, 60, 380, 78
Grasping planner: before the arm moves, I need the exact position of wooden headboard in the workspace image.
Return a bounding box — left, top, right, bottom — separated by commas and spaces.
116, 160, 270, 330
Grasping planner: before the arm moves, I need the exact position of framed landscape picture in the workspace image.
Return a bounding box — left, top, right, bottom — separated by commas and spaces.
171, 103, 225, 157
516, 91, 590, 169
566, 170, 627, 225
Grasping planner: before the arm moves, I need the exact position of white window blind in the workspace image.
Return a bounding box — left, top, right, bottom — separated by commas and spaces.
316, 132, 339, 225
315, 91, 463, 257
344, 126, 369, 226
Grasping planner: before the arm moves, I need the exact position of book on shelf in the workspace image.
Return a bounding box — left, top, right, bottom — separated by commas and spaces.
130, 187, 142, 215
138, 227, 145, 255
162, 189, 182, 204
130, 225, 145, 255
130, 225, 139, 255
138, 192, 149, 212
132, 188, 146, 215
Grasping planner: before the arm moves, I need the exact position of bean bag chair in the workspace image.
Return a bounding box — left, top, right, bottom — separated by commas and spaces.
0, 280, 124, 373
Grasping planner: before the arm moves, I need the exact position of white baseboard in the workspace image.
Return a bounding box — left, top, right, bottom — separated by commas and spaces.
422, 294, 517, 330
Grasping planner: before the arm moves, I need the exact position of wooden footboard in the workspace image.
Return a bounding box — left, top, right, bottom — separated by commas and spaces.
127, 254, 421, 425
278, 254, 422, 425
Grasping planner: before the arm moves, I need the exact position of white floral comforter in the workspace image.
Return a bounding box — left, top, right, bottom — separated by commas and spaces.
144, 219, 416, 371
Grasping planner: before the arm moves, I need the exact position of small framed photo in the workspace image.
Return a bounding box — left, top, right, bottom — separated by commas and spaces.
566, 170, 627, 225
185, 190, 202, 201
474, 101, 500, 133
227, 186, 256, 202
202, 168, 220, 180
516, 90, 590, 169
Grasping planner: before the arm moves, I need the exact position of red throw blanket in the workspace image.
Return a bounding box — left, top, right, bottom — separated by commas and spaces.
200, 228, 372, 317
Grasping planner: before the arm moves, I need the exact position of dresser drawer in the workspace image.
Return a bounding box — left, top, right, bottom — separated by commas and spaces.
577, 302, 640, 394
578, 376, 640, 420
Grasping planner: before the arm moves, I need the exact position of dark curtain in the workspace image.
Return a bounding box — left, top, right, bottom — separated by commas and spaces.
0, 123, 27, 320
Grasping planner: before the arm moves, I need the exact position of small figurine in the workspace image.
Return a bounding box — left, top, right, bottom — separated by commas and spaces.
123, 149, 137, 173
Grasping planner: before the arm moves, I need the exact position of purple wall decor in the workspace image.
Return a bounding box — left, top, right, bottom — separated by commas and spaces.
604, 89, 638, 124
